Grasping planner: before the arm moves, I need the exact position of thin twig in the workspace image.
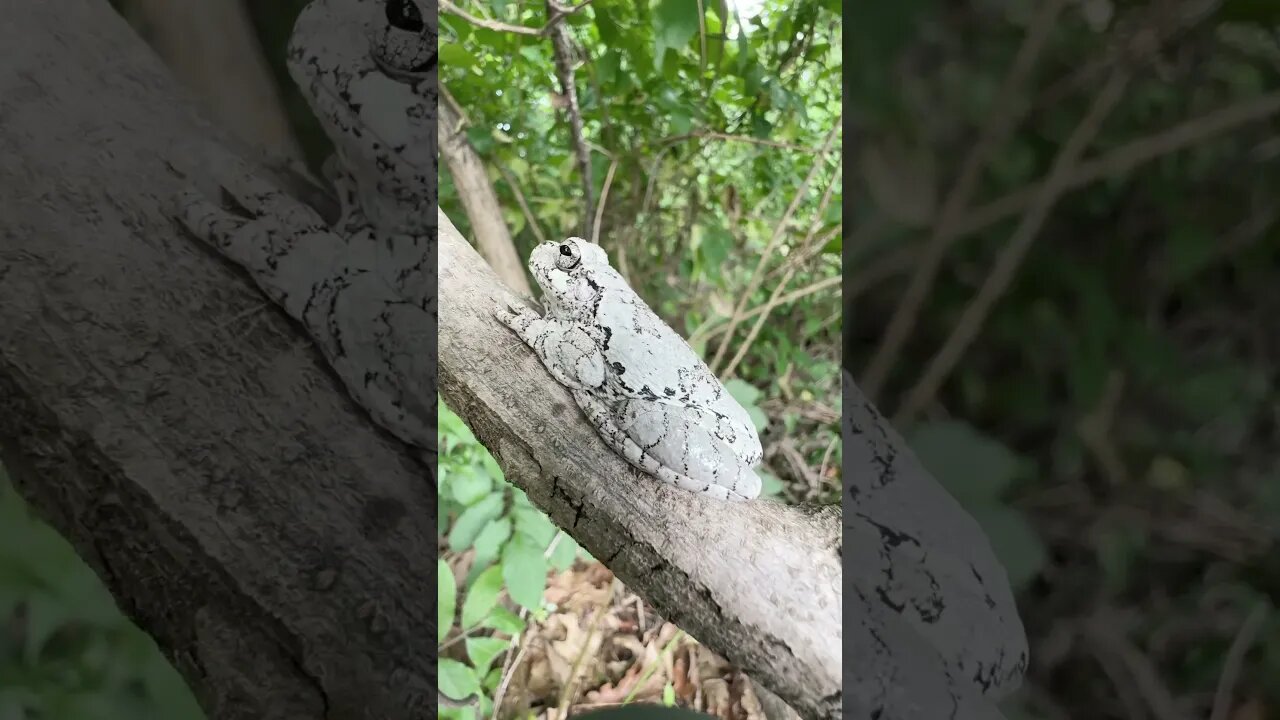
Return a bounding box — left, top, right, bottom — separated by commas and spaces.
489, 629, 535, 719
496, 162, 548, 244
1083, 611, 1194, 720
894, 68, 1131, 425
441, 0, 595, 36
1033, 0, 1223, 112
954, 89, 1280, 240
692, 275, 840, 347
851, 91, 1280, 296
591, 155, 619, 247
859, 0, 1067, 400
441, 0, 542, 35
656, 130, 820, 153
545, 1, 595, 238
440, 81, 470, 133
722, 164, 841, 378
1209, 602, 1270, 720
709, 118, 841, 375
555, 578, 617, 716
694, 246, 905, 348
488, 532, 568, 718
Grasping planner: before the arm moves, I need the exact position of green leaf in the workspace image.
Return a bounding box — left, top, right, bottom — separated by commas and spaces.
652, 0, 699, 71
723, 378, 761, 406
471, 518, 513, 567
1218, 0, 1280, 25
501, 535, 548, 611
758, 471, 784, 497
461, 565, 505, 630
438, 560, 457, 643
465, 636, 510, 674
513, 506, 557, 547
483, 605, 526, 635
448, 494, 504, 550
967, 503, 1046, 592
908, 420, 1020, 501
549, 533, 579, 571
439, 43, 478, 68
438, 658, 481, 702
450, 467, 493, 507
1094, 524, 1147, 595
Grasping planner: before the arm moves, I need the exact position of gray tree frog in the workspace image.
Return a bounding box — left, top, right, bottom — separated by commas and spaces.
172, 0, 436, 455
496, 238, 764, 502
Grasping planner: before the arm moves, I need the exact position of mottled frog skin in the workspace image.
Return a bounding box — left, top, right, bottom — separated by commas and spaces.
173, 0, 436, 454
496, 238, 763, 501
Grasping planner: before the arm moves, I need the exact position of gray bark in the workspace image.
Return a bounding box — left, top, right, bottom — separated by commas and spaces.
0, 2, 435, 718
439, 90, 533, 296
438, 209, 843, 720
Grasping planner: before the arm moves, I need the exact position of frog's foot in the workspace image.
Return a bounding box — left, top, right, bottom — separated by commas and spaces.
494, 299, 540, 334
573, 392, 760, 502
172, 160, 345, 321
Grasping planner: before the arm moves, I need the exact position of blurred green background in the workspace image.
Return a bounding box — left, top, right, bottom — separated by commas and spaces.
846, 1, 1280, 719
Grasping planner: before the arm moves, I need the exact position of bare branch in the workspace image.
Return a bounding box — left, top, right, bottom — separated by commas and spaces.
546, 1, 596, 238
895, 69, 1131, 424
722, 169, 841, 379
590, 154, 619, 247
859, 0, 1067, 400
1209, 602, 1270, 720
439, 81, 533, 295
708, 119, 841, 375
657, 130, 822, 153
440, 0, 595, 38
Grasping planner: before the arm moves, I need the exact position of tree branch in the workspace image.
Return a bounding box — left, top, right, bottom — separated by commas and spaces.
438, 209, 842, 720
895, 68, 1131, 424
439, 80, 533, 295
859, 0, 1067, 400
546, 0, 596, 238
0, 3, 437, 718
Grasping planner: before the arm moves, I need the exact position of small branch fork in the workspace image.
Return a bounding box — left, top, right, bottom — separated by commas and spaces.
439, 0, 595, 37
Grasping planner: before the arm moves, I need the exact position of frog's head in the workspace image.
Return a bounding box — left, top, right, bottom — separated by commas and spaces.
287, 0, 435, 236
528, 238, 612, 317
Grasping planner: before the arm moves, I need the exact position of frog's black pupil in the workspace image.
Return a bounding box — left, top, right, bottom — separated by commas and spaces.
559, 245, 573, 256
386, 0, 424, 32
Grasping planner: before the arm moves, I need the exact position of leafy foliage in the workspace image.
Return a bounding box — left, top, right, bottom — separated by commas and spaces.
852, 1, 1280, 717
0, 471, 204, 720
437, 402, 589, 719
440, 0, 842, 504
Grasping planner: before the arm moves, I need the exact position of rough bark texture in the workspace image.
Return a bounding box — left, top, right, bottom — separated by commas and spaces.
122, 0, 304, 162
438, 95, 533, 296
438, 209, 843, 720
0, 3, 436, 718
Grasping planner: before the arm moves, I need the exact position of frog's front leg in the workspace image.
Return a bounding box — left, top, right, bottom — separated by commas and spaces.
172, 166, 346, 335
495, 302, 605, 391
575, 393, 761, 502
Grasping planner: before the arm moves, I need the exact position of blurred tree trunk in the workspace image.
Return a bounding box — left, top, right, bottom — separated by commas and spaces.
119, 0, 303, 162
439, 86, 533, 295
0, 3, 435, 718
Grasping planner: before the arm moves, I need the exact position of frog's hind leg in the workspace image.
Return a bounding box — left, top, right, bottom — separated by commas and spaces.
571, 391, 749, 501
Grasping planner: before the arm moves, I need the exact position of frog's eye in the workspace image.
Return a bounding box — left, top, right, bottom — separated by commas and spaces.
371, 0, 436, 80
555, 243, 581, 271
386, 0, 424, 31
